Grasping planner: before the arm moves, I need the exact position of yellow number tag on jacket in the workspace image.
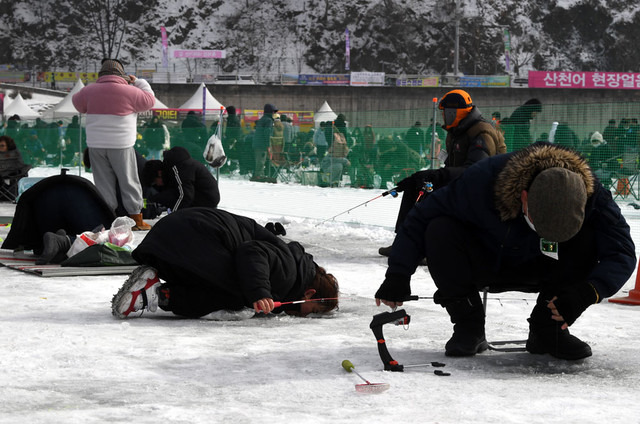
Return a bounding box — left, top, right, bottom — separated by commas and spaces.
540, 239, 559, 260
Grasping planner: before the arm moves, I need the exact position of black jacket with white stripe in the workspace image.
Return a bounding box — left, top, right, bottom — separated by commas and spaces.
151, 146, 220, 211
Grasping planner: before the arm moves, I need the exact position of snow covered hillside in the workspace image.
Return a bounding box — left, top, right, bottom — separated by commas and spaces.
4, 0, 640, 78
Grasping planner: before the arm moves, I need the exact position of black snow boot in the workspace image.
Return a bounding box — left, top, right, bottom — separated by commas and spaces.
274, 222, 286, 236
443, 295, 488, 357
265, 222, 276, 235
378, 245, 393, 257
36, 230, 71, 265
525, 303, 592, 360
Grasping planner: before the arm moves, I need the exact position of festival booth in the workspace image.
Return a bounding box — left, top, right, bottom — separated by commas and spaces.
313, 101, 338, 128
3, 93, 41, 120
152, 83, 224, 122
42, 79, 84, 120
178, 83, 224, 117
153, 97, 170, 110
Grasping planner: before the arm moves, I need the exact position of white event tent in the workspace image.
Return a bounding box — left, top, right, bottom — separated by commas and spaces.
3, 93, 41, 120
313, 101, 338, 127
42, 79, 85, 119
152, 97, 169, 109
178, 83, 224, 117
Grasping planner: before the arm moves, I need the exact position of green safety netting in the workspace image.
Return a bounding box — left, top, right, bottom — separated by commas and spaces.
5, 102, 640, 195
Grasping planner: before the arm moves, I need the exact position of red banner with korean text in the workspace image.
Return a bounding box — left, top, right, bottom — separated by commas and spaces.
529, 71, 640, 90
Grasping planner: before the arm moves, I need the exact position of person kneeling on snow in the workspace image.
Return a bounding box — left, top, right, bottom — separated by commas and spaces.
112, 208, 339, 319
375, 142, 636, 360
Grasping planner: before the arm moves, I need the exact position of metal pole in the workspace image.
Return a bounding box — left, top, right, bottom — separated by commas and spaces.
202, 85, 206, 126
330, 121, 334, 185
431, 98, 438, 169
78, 114, 82, 176
217, 106, 223, 181
454, 0, 459, 76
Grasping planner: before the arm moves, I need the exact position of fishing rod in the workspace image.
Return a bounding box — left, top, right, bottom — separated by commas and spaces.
271, 297, 340, 308
316, 187, 399, 226
316, 178, 436, 227
402, 294, 535, 305
256, 297, 342, 311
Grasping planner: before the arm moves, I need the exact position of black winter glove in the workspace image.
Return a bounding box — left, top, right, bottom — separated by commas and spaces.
394, 170, 433, 193
552, 283, 599, 327
394, 175, 415, 193
375, 273, 411, 302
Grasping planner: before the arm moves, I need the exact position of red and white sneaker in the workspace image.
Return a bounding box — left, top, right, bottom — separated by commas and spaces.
111, 266, 161, 318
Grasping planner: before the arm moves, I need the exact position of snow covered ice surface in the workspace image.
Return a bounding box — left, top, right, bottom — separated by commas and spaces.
1, 167, 640, 424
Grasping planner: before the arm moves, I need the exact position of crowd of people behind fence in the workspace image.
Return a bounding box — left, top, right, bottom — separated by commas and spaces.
2, 100, 640, 190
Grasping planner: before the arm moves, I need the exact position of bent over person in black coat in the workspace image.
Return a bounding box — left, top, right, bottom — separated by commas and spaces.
2, 170, 116, 255
112, 208, 339, 319
149, 146, 220, 211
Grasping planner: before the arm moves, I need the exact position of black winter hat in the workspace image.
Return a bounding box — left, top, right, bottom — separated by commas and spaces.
527, 167, 587, 242
264, 104, 278, 114
226, 106, 236, 115
524, 98, 542, 112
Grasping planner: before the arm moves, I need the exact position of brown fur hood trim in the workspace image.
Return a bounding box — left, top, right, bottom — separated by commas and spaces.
494, 143, 595, 221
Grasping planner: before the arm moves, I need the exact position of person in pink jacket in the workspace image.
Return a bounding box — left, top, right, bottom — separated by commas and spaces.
72, 59, 155, 230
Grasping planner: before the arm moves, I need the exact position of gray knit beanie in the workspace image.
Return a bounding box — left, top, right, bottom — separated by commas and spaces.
527, 167, 587, 242
99, 59, 130, 82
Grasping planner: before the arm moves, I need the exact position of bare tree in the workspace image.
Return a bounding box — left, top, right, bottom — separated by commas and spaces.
509, 34, 538, 77
84, 0, 129, 59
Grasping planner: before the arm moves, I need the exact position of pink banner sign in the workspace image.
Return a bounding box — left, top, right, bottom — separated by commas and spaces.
161, 26, 168, 68
173, 50, 227, 59
529, 70, 640, 89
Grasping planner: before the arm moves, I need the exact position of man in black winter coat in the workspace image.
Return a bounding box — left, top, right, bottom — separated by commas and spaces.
111, 208, 339, 319
404, 121, 425, 154
149, 146, 220, 211
502, 98, 542, 152
251, 103, 277, 181
375, 143, 635, 360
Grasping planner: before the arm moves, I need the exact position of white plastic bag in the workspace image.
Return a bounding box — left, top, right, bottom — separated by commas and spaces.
67, 229, 109, 257
66, 217, 136, 258
203, 133, 227, 168
107, 216, 136, 248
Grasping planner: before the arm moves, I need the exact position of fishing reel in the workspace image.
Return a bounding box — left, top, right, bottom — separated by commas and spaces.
369, 301, 449, 376
370, 309, 411, 372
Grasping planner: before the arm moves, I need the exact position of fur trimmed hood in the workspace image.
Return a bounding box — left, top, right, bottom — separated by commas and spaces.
494, 143, 595, 221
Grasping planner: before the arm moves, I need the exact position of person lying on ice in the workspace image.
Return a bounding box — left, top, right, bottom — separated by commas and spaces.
112, 207, 339, 319
375, 142, 636, 360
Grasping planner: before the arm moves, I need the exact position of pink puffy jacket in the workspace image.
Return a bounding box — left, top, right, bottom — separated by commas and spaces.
72, 75, 155, 149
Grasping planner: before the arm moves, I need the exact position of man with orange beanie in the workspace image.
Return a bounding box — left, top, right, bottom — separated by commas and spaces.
379, 89, 506, 256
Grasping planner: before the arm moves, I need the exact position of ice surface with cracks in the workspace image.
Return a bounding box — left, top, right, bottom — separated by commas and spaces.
1, 167, 640, 424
